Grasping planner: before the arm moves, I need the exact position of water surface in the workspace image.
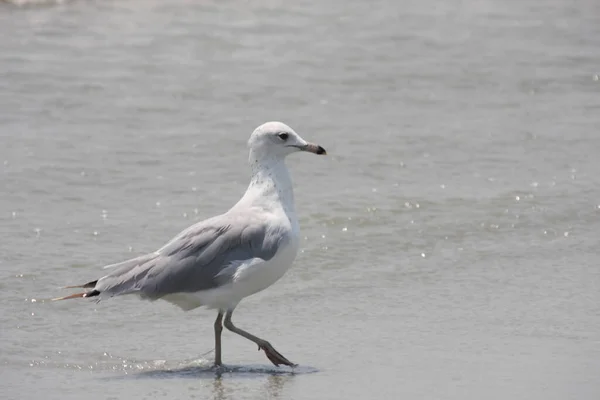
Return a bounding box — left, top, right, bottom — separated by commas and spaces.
1, 0, 599, 399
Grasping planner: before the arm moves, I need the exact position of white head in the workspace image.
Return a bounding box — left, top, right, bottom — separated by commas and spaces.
248, 121, 326, 163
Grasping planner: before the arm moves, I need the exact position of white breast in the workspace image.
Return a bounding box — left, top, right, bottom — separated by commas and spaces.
233, 234, 299, 295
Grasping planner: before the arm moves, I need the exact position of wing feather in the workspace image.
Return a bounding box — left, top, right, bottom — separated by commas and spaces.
91, 211, 285, 300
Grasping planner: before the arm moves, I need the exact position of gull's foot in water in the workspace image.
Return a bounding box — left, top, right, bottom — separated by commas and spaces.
211, 363, 227, 376
258, 341, 297, 367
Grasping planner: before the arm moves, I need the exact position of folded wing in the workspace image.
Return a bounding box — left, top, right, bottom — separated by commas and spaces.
55, 211, 286, 302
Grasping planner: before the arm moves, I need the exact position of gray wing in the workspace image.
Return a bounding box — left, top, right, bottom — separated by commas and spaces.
94, 211, 286, 299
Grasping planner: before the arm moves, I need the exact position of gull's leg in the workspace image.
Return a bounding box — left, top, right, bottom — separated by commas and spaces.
223, 309, 296, 367
214, 311, 224, 367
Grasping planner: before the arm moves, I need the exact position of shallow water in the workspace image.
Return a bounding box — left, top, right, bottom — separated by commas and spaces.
1, 0, 600, 399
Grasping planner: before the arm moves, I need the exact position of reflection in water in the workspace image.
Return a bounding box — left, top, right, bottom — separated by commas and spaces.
264, 374, 293, 399
211, 373, 294, 400
212, 377, 225, 400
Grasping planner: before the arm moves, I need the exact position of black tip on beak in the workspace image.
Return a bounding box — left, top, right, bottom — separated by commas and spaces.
304, 143, 327, 155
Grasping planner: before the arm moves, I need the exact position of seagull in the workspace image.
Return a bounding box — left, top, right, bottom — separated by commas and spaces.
54, 121, 326, 367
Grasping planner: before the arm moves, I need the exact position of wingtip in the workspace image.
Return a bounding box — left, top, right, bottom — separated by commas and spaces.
61, 280, 98, 290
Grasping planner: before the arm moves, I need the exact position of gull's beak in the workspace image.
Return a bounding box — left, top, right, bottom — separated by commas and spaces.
302, 143, 327, 155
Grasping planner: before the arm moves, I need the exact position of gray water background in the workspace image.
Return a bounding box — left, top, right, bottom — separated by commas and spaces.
1, 0, 599, 399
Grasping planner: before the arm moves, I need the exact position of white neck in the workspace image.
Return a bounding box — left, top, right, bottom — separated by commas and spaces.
235, 152, 296, 214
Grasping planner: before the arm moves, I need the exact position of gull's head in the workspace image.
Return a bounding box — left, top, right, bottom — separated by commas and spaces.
248, 121, 326, 162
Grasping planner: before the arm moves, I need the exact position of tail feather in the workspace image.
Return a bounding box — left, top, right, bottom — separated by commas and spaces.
52, 289, 100, 301
54, 253, 159, 303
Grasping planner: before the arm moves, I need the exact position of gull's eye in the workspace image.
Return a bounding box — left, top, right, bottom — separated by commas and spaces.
277, 132, 289, 141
